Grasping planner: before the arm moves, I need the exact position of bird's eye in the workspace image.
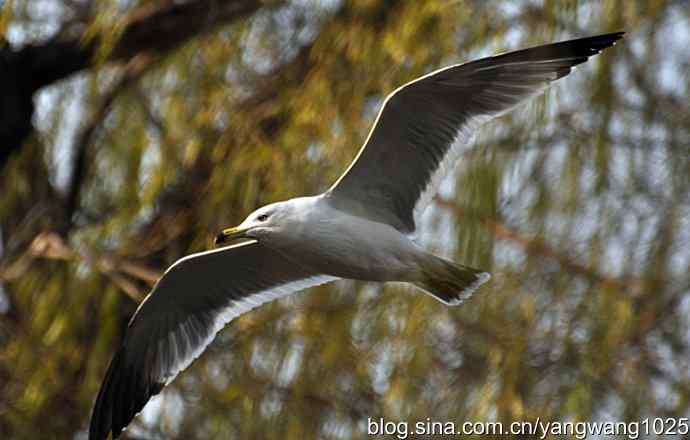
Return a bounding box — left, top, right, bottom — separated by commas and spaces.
257, 214, 269, 222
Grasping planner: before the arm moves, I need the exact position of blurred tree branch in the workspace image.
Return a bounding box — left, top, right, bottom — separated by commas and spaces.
0, 10, 319, 302
1, 0, 266, 168
434, 196, 649, 295
63, 53, 159, 233
0, 232, 160, 301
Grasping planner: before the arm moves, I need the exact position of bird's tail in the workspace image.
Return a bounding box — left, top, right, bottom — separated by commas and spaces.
413, 254, 490, 305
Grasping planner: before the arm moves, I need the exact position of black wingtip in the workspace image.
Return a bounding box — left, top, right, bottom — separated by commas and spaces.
483, 30, 625, 71
608, 30, 626, 40
89, 348, 164, 440
561, 31, 625, 55
589, 31, 625, 49
539, 31, 625, 75
594, 30, 625, 40
587, 31, 625, 49
90, 351, 120, 440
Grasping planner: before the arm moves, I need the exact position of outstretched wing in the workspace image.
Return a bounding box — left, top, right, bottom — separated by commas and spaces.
89, 241, 337, 440
327, 32, 624, 233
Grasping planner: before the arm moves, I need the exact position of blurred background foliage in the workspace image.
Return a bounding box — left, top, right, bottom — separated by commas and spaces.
1, 0, 689, 438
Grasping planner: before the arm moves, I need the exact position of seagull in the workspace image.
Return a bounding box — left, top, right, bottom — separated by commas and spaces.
89, 32, 623, 439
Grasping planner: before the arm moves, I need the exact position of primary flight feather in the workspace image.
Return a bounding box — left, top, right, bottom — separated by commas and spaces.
89, 32, 623, 439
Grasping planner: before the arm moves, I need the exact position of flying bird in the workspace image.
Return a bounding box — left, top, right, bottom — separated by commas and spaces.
89, 32, 624, 439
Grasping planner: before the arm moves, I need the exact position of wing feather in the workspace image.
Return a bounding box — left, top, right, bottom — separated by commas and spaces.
327, 32, 624, 232
89, 241, 337, 440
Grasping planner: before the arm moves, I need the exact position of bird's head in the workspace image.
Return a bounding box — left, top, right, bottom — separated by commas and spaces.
215, 201, 290, 245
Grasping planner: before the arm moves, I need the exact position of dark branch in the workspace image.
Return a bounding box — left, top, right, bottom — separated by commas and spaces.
63, 54, 158, 233
0, 0, 264, 168
434, 196, 650, 295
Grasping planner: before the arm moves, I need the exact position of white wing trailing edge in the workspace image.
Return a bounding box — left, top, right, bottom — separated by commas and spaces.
328, 32, 624, 233
89, 241, 337, 440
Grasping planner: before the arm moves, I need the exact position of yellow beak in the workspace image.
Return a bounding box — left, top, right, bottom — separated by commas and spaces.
214, 225, 250, 245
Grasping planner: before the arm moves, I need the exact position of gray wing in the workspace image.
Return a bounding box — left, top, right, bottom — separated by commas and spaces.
327, 32, 624, 233
89, 241, 337, 440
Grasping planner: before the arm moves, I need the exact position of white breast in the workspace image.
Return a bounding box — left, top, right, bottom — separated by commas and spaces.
282, 196, 421, 281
